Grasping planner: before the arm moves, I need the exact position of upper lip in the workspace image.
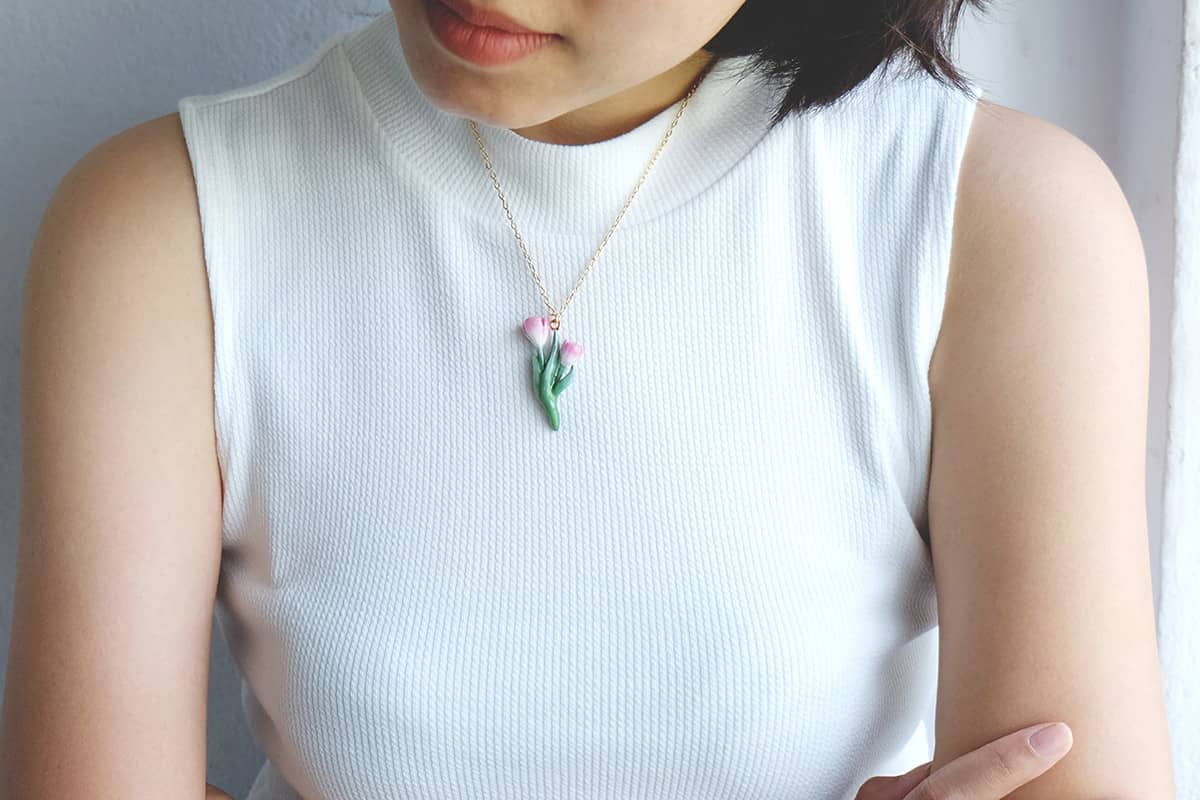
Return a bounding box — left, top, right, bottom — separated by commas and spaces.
435, 0, 552, 35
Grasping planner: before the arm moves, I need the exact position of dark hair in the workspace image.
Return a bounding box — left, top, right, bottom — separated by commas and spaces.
701, 0, 988, 127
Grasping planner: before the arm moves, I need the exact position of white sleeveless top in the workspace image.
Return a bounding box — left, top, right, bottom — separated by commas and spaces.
178, 11, 980, 799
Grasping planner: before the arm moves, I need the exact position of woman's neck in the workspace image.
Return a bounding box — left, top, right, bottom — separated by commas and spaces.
507, 51, 715, 146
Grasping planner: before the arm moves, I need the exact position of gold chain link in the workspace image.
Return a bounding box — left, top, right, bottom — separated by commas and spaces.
467, 58, 717, 331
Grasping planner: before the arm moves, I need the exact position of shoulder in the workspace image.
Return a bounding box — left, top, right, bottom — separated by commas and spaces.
955, 97, 1131, 226
36, 111, 201, 259
23, 109, 219, 507
28, 111, 210, 351
47, 110, 199, 221
176, 25, 353, 120
23, 109, 218, 493
930, 96, 1147, 394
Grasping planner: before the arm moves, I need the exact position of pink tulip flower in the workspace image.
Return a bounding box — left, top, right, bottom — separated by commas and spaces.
559, 340, 584, 367
522, 316, 550, 349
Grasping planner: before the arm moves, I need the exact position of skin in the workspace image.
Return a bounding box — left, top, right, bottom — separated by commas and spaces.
0, 3, 1176, 798
386, 0, 743, 144
2, 114, 221, 797
925, 96, 1176, 798
856, 722, 1074, 800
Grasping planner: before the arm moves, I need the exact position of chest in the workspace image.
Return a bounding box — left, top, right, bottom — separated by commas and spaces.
215, 182, 939, 799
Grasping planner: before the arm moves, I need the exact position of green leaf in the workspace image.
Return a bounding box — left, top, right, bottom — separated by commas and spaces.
541, 339, 560, 393
531, 352, 543, 387
552, 366, 574, 397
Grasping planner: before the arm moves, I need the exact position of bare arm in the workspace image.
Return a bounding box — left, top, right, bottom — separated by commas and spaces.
925, 98, 1175, 798
0, 113, 223, 797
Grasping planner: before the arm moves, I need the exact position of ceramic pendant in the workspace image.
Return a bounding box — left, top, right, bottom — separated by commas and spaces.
521, 316, 583, 431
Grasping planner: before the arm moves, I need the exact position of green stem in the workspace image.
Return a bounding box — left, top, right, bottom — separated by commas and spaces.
538, 386, 560, 430
535, 330, 562, 430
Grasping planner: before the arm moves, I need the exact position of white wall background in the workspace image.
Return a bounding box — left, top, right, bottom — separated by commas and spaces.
0, 1, 1183, 796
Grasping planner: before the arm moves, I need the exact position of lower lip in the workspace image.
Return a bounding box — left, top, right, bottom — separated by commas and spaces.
424, 0, 557, 67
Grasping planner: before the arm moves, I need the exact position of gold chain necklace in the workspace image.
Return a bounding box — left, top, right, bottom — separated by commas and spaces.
467, 58, 716, 431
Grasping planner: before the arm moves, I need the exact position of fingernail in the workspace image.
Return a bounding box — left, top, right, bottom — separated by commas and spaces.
1028, 722, 1073, 758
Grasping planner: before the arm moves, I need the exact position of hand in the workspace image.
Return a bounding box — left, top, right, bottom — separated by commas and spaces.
205, 783, 234, 799
855, 721, 1073, 799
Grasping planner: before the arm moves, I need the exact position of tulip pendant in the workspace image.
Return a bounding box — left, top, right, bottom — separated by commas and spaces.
521, 315, 583, 431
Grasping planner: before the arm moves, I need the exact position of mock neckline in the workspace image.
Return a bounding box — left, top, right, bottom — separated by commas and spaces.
340, 11, 785, 234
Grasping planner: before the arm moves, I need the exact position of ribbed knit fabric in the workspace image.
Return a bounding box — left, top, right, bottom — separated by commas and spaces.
178, 11, 981, 800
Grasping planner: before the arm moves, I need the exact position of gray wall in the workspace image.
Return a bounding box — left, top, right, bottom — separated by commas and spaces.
0, 1, 1182, 796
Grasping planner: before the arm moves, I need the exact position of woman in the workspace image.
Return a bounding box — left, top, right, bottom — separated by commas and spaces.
1, 0, 1175, 797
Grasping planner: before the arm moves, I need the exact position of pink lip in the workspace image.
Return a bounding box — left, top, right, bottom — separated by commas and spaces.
424, 0, 557, 67
437, 0, 550, 34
